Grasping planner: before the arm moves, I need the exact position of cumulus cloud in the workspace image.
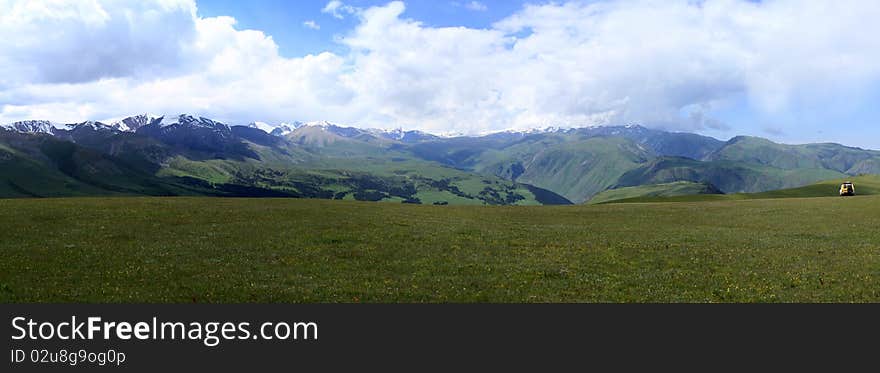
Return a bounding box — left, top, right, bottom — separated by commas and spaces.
303, 20, 320, 30
0, 0, 352, 124
465, 1, 488, 12
2, 0, 880, 138
0, 0, 198, 86
321, 0, 357, 19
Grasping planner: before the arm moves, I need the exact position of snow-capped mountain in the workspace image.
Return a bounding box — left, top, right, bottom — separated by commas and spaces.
1, 119, 132, 138
67, 120, 121, 132
0, 115, 228, 136
157, 114, 230, 131
270, 123, 299, 136
248, 121, 302, 137
4, 113, 576, 141
299, 120, 340, 131
248, 121, 275, 133
112, 114, 161, 132
368, 128, 439, 143
131, 114, 261, 158
481, 126, 581, 137
3, 113, 651, 145
298, 121, 368, 138
369, 128, 406, 140
300, 120, 332, 128
0, 120, 65, 135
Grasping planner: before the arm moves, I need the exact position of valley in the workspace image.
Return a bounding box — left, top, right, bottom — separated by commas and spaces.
3, 115, 880, 205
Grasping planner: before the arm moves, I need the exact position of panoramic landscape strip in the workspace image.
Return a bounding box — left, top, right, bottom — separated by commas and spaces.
2, 0, 880, 305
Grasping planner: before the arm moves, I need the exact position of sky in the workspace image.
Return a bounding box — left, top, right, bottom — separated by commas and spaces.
1, 0, 879, 148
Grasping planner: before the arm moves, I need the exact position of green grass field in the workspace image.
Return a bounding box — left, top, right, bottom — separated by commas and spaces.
1, 194, 879, 303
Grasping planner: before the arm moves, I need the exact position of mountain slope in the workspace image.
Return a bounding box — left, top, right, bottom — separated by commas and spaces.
705, 136, 880, 174
568, 125, 725, 160
403, 126, 726, 203
588, 181, 723, 204
0, 130, 193, 197
3, 116, 879, 205
1, 119, 570, 205
469, 135, 651, 203
600, 175, 880, 203
136, 114, 258, 160
615, 156, 846, 194
0, 139, 109, 197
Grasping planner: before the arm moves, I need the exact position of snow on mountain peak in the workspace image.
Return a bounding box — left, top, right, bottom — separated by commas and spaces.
367, 127, 405, 140
301, 120, 336, 129
4, 114, 651, 141
71, 120, 112, 131
111, 114, 160, 132
248, 121, 275, 133
269, 122, 300, 136
157, 114, 229, 130
245, 121, 303, 136
1, 120, 64, 135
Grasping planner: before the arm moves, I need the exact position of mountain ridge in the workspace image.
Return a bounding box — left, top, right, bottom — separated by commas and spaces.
3, 114, 879, 204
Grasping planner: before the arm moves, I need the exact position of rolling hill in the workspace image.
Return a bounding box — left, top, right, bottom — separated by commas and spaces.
0, 119, 572, 205
704, 136, 880, 174
599, 175, 880, 203
614, 156, 846, 194
401, 125, 876, 202
468, 135, 652, 203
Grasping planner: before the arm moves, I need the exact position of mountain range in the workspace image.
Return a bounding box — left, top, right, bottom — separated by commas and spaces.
2, 114, 878, 204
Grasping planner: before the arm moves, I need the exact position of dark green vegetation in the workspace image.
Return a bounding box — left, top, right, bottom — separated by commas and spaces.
406, 126, 880, 202
0, 122, 570, 206
4, 117, 880, 204
1, 196, 878, 302
614, 156, 845, 194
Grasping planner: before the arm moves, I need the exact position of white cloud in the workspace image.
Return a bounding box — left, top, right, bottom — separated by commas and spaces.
0, 0, 351, 125
303, 20, 320, 30
2, 0, 880, 138
465, 1, 488, 12
452, 1, 488, 12
0, 0, 198, 86
321, 0, 357, 19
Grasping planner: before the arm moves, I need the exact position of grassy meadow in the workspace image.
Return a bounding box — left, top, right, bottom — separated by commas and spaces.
1, 194, 879, 302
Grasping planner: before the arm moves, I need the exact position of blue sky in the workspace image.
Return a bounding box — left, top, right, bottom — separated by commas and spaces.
190, 0, 880, 148
2, 0, 880, 148
195, 1, 526, 57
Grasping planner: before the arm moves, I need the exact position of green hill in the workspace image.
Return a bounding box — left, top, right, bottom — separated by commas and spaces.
405, 132, 655, 203
471, 136, 651, 203
615, 156, 845, 194
0, 127, 571, 205
404, 128, 879, 203
0, 132, 195, 197
5, 120, 880, 206
603, 175, 880, 203
0, 143, 108, 197
705, 136, 880, 174
161, 139, 573, 205
588, 181, 722, 204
